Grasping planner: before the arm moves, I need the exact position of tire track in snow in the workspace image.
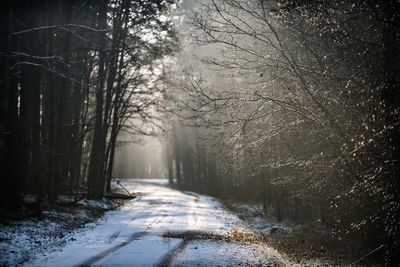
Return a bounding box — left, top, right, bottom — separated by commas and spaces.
155, 194, 204, 266
192, 197, 205, 231
154, 239, 188, 267
184, 193, 205, 232
155, 193, 236, 266
104, 208, 148, 244
77, 196, 172, 266
76, 231, 148, 267
107, 230, 121, 243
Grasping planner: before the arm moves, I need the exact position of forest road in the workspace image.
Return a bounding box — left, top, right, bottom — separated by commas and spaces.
30, 179, 287, 267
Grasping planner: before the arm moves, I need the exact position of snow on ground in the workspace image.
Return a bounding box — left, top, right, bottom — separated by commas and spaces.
0, 206, 106, 266
228, 202, 295, 236
173, 240, 283, 267
128, 178, 169, 186
77, 199, 116, 210
24, 179, 293, 266
0, 217, 61, 266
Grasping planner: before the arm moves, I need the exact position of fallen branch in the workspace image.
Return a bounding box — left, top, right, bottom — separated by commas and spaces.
111, 177, 135, 197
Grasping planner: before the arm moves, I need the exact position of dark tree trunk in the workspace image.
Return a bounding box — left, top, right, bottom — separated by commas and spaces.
382, 0, 400, 263
105, 116, 118, 192
167, 153, 174, 185
19, 65, 33, 194
105, 49, 127, 192
87, 0, 108, 199
173, 126, 182, 186
182, 146, 193, 188
30, 67, 42, 197
69, 52, 86, 192
1, 5, 23, 211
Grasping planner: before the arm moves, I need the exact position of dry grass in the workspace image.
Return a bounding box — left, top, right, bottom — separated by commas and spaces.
162, 226, 263, 244
228, 225, 265, 243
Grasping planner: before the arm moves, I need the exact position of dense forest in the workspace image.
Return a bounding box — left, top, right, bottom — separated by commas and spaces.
0, 0, 178, 206
1, 0, 400, 265
164, 0, 400, 264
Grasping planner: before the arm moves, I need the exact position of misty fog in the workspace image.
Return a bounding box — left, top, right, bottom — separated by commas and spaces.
113, 136, 166, 179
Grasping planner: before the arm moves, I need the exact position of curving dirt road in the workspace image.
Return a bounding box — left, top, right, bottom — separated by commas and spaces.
30, 179, 288, 267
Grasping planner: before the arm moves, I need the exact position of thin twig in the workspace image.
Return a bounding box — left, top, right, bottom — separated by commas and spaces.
349, 245, 384, 266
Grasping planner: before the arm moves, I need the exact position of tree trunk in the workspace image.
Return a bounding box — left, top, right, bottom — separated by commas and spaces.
87, 0, 108, 199
382, 1, 400, 263
1, 5, 22, 210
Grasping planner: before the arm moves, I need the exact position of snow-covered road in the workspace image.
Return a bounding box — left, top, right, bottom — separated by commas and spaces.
29, 179, 288, 266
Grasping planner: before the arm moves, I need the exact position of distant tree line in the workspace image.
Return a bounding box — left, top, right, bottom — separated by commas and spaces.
166, 0, 400, 263
0, 0, 178, 210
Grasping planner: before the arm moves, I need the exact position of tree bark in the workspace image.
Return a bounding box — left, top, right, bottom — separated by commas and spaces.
87, 0, 108, 199
382, 0, 400, 262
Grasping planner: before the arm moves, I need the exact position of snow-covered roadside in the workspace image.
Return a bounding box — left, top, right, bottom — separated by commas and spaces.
224, 201, 366, 267
224, 202, 296, 236
0, 199, 117, 266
